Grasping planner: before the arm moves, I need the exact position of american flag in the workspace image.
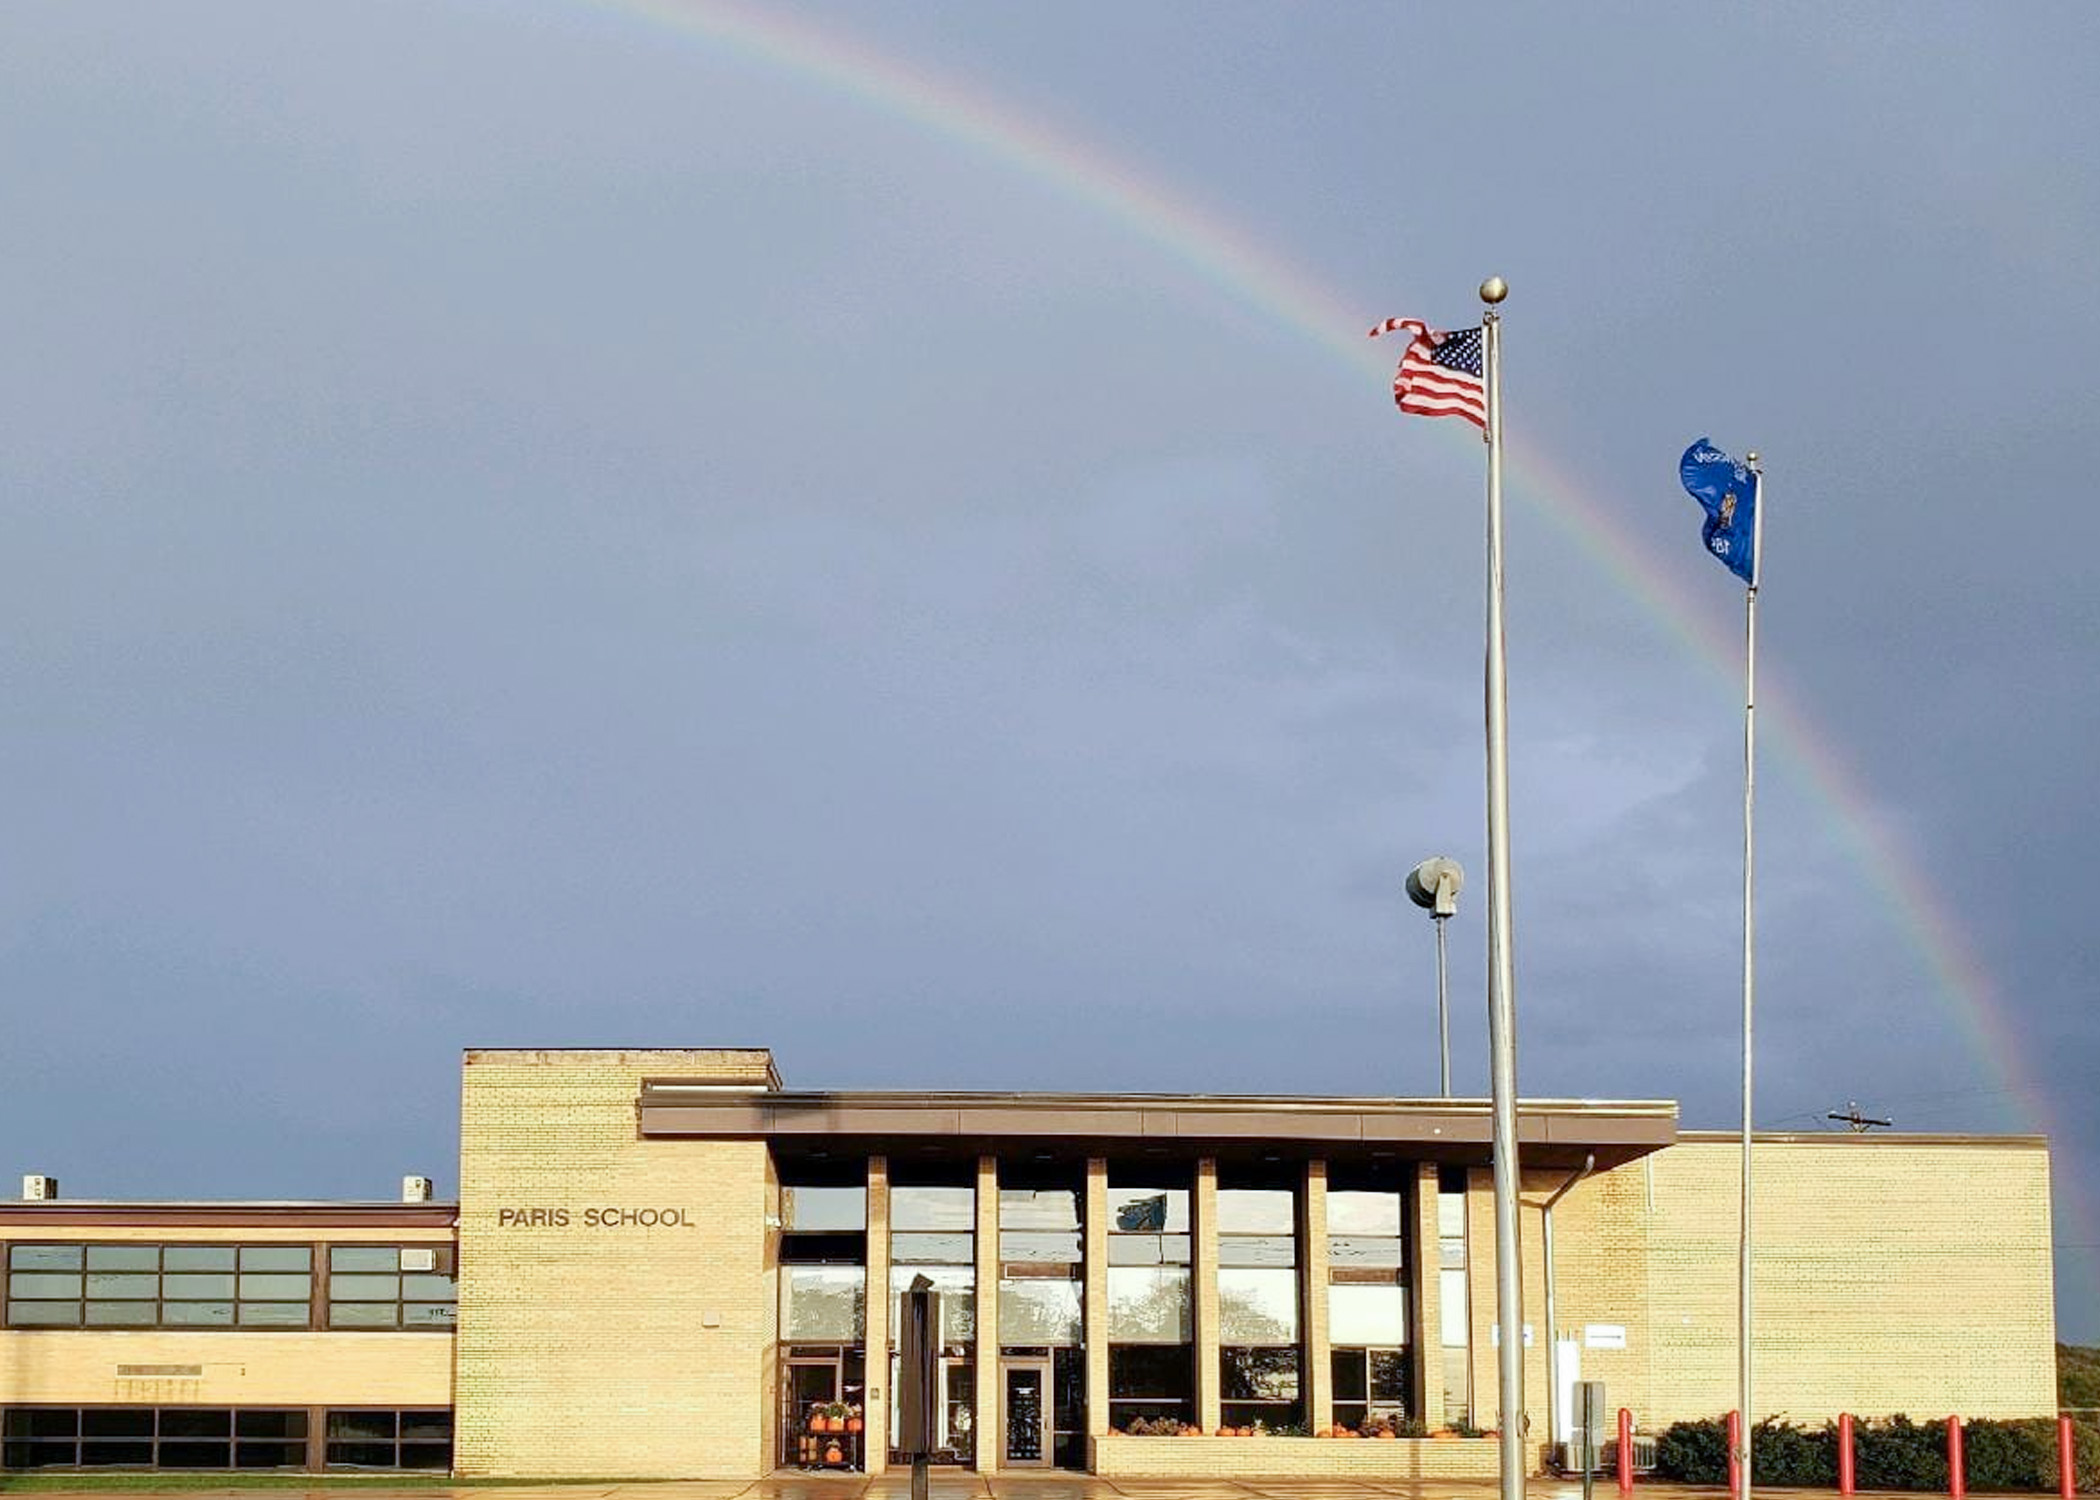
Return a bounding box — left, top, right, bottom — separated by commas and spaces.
1368, 317, 1486, 429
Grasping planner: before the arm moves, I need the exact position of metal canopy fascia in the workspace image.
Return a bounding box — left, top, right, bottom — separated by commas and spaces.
634, 1087, 1678, 1168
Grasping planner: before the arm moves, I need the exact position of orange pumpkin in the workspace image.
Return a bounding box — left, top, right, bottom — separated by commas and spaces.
1376, 1429, 1397, 1440
825, 1442, 843, 1464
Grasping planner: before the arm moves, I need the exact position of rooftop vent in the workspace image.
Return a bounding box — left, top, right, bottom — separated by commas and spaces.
21, 1174, 57, 1201
402, 1175, 434, 1204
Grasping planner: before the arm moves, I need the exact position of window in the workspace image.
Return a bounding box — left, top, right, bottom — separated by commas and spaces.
1327, 1176, 1412, 1427
998, 1182, 1081, 1346
324, 1410, 453, 1470
1331, 1348, 1412, 1434
1438, 1165, 1471, 1422
327, 1246, 456, 1329
782, 1185, 866, 1232
1218, 1184, 1302, 1430
1106, 1179, 1190, 1342
1109, 1344, 1193, 1429
6, 1244, 313, 1330
0, 1407, 307, 1469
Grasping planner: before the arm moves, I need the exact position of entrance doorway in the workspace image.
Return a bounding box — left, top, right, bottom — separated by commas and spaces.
781, 1349, 865, 1470
1000, 1357, 1052, 1467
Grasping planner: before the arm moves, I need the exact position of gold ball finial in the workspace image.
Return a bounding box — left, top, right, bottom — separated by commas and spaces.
1479, 275, 1509, 305
1745, 451, 1760, 465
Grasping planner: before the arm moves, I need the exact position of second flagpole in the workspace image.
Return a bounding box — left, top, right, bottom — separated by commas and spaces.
1737, 454, 1765, 1500
1479, 274, 1526, 1500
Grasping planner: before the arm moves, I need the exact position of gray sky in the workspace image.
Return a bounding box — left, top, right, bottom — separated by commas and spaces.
4, 2, 2096, 1344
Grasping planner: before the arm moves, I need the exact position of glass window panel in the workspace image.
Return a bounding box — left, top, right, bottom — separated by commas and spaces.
12, 1410, 78, 1439
1222, 1347, 1300, 1401
328, 1441, 397, 1468
238, 1300, 310, 1326
1217, 1189, 1294, 1235
1439, 1240, 1466, 1269
237, 1441, 305, 1468
888, 1264, 974, 1343
1105, 1186, 1187, 1233
1107, 1266, 1190, 1343
1370, 1349, 1411, 1400
160, 1439, 233, 1467
329, 1302, 399, 1327
8, 1272, 82, 1298
328, 1275, 400, 1300
85, 1272, 158, 1299
782, 1185, 866, 1231
1439, 1269, 1469, 1346
402, 1302, 457, 1327
1218, 1268, 1299, 1344
890, 1231, 973, 1264
329, 1246, 399, 1273
1328, 1191, 1406, 1237
1437, 1190, 1466, 1238
998, 1229, 1081, 1263
80, 1439, 154, 1466
237, 1411, 308, 1439
163, 1246, 236, 1272
1330, 1236, 1407, 1269
998, 1188, 1080, 1231
83, 1245, 160, 1271
239, 1247, 311, 1272
165, 1273, 236, 1299
82, 1410, 153, 1438
782, 1265, 864, 1341
1110, 1343, 1194, 1398
163, 1301, 236, 1326
9, 1245, 83, 1270
1330, 1283, 1410, 1345
162, 1409, 234, 1438
1218, 1235, 1296, 1268
85, 1300, 158, 1326
997, 1275, 1082, 1345
399, 1412, 453, 1441
238, 1273, 312, 1300
1106, 1236, 1160, 1267
6, 1300, 81, 1325
1331, 1348, 1368, 1400
328, 1411, 397, 1441
400, 1443, 452, 1470
401, 1274, 456, 1300
889, 1185, 974, 1232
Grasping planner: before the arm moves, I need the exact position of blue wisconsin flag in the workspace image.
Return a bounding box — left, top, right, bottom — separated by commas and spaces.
1679, 438, 1757, 584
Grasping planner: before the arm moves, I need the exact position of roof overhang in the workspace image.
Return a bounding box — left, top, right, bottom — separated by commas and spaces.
637, 1086, 1677, 1169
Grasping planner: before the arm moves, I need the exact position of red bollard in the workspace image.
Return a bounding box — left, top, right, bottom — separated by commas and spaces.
1839, 1413, 1856, 1496
2059, 1415, 2076, 1500
1618, 1408, 1634, 1495
1948, 1416, 1966, 1500
1728, 1410, 1743, 1497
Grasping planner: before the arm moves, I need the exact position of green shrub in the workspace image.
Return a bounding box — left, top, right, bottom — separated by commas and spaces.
1653, 1412, 2100, 1492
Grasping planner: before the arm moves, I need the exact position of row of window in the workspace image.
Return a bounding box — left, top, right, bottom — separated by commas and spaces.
1, 1408, 452, 1470
4, 1244, 456, 1331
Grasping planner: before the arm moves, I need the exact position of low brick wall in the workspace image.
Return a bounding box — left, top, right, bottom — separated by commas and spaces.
1090, 1433, 1505, 1479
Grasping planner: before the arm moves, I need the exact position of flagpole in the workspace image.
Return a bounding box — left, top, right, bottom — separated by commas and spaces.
1478, 275, 1525, 1500
1736, 453, 1764, 1500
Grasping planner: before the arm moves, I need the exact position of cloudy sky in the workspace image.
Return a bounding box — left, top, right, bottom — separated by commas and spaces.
3, 2, 2095, 1341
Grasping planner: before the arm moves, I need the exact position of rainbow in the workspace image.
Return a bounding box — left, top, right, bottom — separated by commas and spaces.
545, 0, 2084, 1290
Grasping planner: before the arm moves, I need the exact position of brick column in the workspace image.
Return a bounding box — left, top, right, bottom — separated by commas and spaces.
1415, 1161, 1445, 1430
864, 1156, 890, 1475
1303, 1158, 1332, 1434
1084, 1158, 1110, 1441
1194, 1157, 1221, 1433
974, 1154, 999, 1470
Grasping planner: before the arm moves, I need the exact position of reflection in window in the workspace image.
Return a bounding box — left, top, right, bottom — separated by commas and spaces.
327, 1245, 457, 1329
782, 1185, 866, 1232
1218, 1182, 1304, 1431
1109, 1344, 1193, 1430
783, 1266, 865, 1341
6, 1244, 316, 1331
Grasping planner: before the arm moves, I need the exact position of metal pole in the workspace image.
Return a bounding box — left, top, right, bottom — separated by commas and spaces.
1478, 274, 1525, 1500
1736, 455, 1764, 1500
1542, 1153, 1595, 1463
1435, 912, 1452, 1096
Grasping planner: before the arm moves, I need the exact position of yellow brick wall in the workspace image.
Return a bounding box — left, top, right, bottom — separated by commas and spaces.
0, 1222, 454, 1409
1449, 1134, 2055, 1458
452, 1048, 776, 1478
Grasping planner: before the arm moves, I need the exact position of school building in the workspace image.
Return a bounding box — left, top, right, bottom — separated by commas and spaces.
0, 1047, 2058, 1479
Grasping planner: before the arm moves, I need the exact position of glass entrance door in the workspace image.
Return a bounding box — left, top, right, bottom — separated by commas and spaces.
784, 1359, 838, 1468
1001, 1358, 1052, 1467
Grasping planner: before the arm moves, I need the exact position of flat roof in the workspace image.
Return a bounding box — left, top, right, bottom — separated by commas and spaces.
0, 1202, 457, 1228
637, 1085, 1679, 1169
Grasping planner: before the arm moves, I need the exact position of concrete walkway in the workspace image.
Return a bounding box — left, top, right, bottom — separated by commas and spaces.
0, 1480, 1904, 1500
